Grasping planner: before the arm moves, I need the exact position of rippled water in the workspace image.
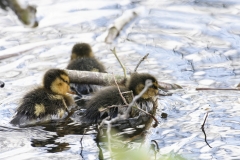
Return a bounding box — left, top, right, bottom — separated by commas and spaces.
1, 0, 240, 159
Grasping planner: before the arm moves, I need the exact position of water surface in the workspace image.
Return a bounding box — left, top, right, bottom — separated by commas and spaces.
1, 0, 240, 159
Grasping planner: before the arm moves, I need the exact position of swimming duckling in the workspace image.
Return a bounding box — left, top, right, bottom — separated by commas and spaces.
10, 69, 74, 126
69, 42, 94, 61
82, 72, 159, 124
66, 43, 106, 97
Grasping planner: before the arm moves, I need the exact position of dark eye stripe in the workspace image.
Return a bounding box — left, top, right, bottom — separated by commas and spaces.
59, 77, 69, 85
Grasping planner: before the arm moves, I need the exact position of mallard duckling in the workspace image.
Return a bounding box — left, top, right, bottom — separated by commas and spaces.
69, 42, 94, 60
66, 43, 106, 96
82, 72, 159, 124
10, 69, 74, 126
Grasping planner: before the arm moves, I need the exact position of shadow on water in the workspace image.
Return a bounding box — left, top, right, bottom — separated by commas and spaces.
30, 119, 93, 153
31, 136, 70, 153
27, 102, 158, 159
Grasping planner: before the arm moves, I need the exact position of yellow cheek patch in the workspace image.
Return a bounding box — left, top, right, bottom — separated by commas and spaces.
58, 109, 65, 118
61, 75, 70, 94
136, 84, 149, 99
136, 83, 158, 99
145, 88, 158, 98
51, 77, 63, 94
50, 74, 70, 95
153, 81, 159, 88
136, 84, 144, 95
60, 75, 69, 84
34, 104, 45, 116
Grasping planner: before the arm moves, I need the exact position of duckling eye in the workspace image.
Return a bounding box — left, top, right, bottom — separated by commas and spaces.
63, 80, 69, 84
58, 83, 62, 86
59, 77, 70, 85
63, 79, 69, 85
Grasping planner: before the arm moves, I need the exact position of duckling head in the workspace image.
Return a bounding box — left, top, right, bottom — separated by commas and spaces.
43, 69, 72, 95
127, 73, 159, 99
71, 43, 94, 60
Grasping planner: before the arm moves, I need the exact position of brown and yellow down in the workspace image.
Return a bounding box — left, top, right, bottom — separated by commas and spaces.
10, 69, 74, 126
82, 72, 159, 124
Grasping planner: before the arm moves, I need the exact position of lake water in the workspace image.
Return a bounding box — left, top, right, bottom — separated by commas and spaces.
1, 0, 240, 159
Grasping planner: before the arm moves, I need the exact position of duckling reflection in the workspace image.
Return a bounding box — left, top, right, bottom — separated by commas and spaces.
31, 120, 90, 153
66, 43, 106, 98
31, 135, 70, 153
82, 72, 159, 124
10, 69, 75, 127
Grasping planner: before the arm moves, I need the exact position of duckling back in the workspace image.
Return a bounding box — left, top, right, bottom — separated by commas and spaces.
67, 43, 106, 97
82, 86, 129, 124
67, 57, 106, 73
10, 88, 73, 126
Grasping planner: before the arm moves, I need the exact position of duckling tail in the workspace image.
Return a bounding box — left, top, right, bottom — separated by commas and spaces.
10, 116, 21, 126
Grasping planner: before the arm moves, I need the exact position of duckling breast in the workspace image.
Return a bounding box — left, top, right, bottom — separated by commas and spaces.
131, 97, 156, 117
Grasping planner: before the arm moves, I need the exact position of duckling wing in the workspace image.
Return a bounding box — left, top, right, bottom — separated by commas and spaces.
10, 88, 68, 125
82, 86, 128, 124
10, 88, 45, 125
67, 58, 106, 72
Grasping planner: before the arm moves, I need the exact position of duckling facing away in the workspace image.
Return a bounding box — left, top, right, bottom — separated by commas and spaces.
10, 69, 74, 126
66, 43, 106, 97
82, 72, 159, 124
